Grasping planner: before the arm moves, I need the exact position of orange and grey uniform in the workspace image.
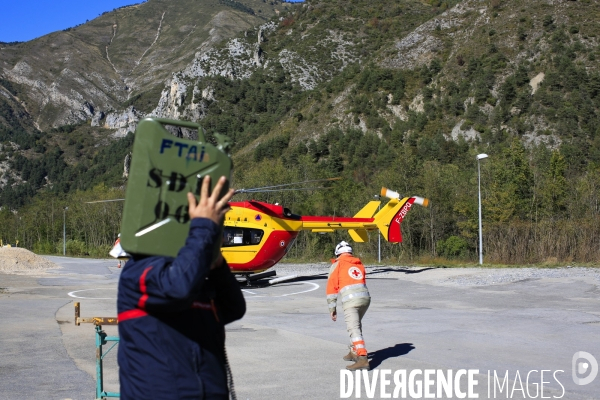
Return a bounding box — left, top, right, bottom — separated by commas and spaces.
326, 253, 371, 356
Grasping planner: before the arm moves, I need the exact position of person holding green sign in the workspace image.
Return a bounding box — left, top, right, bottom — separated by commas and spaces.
117, 175, 244, 400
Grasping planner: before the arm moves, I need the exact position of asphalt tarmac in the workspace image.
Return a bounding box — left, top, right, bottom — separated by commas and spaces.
0, 257, 599, 399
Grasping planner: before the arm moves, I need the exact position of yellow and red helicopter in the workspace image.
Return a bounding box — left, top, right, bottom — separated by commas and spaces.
222, 184, 428, 275
94, 181, 428, 280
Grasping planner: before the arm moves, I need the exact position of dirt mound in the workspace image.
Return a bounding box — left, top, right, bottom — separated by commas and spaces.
0, 247, 62, 275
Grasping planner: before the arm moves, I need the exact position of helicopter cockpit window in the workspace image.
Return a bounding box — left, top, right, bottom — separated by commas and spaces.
223, 227, 264, 247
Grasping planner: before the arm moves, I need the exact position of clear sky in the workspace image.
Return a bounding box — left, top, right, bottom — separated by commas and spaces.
0, 1, 146, 43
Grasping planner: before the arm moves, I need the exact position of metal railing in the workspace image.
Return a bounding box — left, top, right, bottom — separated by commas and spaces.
74, 302, 120, 399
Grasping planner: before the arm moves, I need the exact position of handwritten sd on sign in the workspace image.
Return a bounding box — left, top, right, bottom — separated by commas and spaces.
120, 118, 232, 258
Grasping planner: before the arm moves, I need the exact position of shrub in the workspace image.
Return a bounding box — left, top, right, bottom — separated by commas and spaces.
437, 236, 469, 258
543, 15, 554, 30
88, 245, 112, 258
281, 17, 294, 27
33, 241, 55, 255
56, 239, 87, 256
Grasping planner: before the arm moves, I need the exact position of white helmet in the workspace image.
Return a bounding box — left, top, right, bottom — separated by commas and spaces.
335, 241, 353, 256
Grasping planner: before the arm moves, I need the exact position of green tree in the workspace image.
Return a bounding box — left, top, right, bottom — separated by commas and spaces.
485, 138, 533, 222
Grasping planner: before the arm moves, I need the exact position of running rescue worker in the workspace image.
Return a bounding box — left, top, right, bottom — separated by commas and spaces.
117, 176, 245, 400
326, 241, 371, 371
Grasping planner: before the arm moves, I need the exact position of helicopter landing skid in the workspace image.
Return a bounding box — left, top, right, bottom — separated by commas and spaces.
243, 270, 277, 286
240, 270, 299, 287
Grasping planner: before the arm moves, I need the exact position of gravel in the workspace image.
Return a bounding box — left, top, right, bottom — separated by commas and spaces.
0, 247, 62, 275
275, 262, 331, 276
274, 263, 600, 287
274, 262, 424, 277
441, 266, 600, 286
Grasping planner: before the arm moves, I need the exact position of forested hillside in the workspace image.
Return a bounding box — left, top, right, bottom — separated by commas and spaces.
1, 0, 600, 265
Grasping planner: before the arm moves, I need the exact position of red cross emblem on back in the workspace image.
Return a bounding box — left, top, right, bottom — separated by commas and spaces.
348, 267, 363, 280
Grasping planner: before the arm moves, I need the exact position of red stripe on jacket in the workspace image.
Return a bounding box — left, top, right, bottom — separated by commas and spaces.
118, 266, 152, 322
118, 266, 215, 322
137, 266, 152, 310
118, 309, 148, 322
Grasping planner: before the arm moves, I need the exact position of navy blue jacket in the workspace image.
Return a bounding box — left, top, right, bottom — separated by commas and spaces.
117, 218, 246, 400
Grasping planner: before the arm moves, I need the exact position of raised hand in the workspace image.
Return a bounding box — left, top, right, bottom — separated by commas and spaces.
187, 176, 234, 225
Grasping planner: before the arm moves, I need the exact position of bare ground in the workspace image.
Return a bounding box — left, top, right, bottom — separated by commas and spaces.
0, 247, 62, 275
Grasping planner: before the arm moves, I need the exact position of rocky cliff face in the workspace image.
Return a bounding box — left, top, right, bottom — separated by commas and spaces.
0, 0, 279, 131
149, 17, 360, 124
149, 21, 278, 124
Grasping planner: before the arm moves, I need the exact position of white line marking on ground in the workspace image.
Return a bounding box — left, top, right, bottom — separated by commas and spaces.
244, 282, 320, 298
68, 281, 320, 300
68, 288, 115, 300
280, 282, 319, 297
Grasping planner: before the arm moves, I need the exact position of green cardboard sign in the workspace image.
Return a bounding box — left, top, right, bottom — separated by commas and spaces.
120, 118, 232, 257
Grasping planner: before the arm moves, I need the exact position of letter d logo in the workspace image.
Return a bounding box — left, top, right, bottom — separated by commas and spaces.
572, 351, 598, 385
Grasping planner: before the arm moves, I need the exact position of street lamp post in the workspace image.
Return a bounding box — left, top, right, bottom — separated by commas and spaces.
476, 153, 488, 265
63, 207, 69, 256
374, 195, 381, 263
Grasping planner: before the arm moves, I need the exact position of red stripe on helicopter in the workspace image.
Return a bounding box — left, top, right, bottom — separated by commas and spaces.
300, 216, 374, 223
229, 201, 286, 218
388, 198, 416, 242
228, 230, 299, 273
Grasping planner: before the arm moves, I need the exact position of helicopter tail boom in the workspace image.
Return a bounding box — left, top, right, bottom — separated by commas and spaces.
299, 189, 428, 244
347, 200, 381, 242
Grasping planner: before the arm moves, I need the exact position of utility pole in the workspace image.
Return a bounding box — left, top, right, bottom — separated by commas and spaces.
63, 207, 69, 256
374, 195, 381, 263
476, 154, 488, 265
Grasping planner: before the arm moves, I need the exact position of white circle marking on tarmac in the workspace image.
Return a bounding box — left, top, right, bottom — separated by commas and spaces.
69, 282, 320, 299
242, 282, 319, 298
68, 288, 116, 300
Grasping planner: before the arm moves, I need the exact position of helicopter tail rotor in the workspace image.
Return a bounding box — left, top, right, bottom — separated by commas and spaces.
374, 188, 429, 243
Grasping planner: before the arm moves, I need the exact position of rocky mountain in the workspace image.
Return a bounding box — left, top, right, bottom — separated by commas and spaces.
2, 0, 600, 264
159, 0, 599, 152
4, 0, 598, 146
0, 0, 281, 131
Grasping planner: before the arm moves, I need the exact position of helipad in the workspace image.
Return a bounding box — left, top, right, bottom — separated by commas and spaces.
0, 256, 598, 399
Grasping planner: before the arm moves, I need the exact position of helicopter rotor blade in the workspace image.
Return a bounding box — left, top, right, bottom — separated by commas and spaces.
83, 179, 340, 201
236, 187, 332, 194
84, 199, 125, 204
234, 177, 340, 195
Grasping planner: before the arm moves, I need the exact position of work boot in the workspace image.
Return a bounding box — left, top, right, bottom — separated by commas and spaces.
346, 356, 370, 371
343, 351, 357, 362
